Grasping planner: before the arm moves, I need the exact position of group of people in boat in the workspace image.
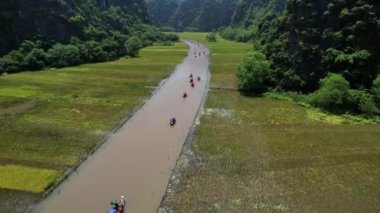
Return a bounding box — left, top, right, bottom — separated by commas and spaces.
170, 72, 201, 127
108, 45, 205, 212
107, 195, 126, 213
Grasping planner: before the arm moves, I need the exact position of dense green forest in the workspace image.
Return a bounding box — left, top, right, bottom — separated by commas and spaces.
0, 0, 178, 74
146, 0, 237, 31
222, 0, 380, 115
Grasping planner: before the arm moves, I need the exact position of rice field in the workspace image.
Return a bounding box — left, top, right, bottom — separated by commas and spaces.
167, 33, 380, 212
0, 42, 187, 212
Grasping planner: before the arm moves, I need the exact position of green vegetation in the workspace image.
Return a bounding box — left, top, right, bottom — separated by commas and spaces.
0, 165, 59, 193
146, 0, 238, 32
0, 42, 187, 212
125, 37, 143, 57
220, 0, 380, 116
0, 1, 179, 74
236, 51, 271, 93
167, 33, 380, 212
205, 32, 217, 42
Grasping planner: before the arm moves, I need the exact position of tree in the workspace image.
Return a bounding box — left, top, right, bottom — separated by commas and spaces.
236, 51, 272, 93
47, 44, 81, 67
24, 48, 47, 70
125, 37, 142, 57
83, 40, 108, 62
0, 50, 24, 73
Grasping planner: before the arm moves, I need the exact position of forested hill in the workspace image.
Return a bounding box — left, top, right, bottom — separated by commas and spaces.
231, 0, 285, 27
0, 0, 149, 55
146, 0, 237, 31
225, 0, 379, 91
0, 0, 179, 74
223, 0, 380, 115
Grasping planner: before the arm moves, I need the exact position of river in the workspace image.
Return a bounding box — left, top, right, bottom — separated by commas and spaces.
31, 40, 210, 213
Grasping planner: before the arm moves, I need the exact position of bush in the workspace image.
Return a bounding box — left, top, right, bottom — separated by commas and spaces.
236, 51, 272, 93
83, 40, 108, 62
24, 48, 47, 70
220, 27, 235, 40
163, 33, 179, 42
234, 28, 253, 42
125, 37, 142, 57
206, 32, 217, 42
372, 75, 380, 105
347, 90, 379, 115
47, 43, 81, 67
308, 73, 349, 110
0, 50, 24, 73
220, 27, 253, 42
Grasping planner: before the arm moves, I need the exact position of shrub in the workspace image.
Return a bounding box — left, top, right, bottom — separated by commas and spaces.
0, 50, 24, 73
47, 43, 81, 67
100, 38, 119, 59
236, 51, 272, 93
220, 27, 253, 42
220, 27, 235, 40
83, 40, 108, 62
347, 90, 379, 115
206, 32, 217, 42
125, 37, 142, 57
371, 75, 380, 106
234, 28, 253, 42
308, 73, 350, 110
24, 48, 47, 70
163, 33, 179, 42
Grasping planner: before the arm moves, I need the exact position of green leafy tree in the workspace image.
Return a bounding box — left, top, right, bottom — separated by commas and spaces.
83, 40, 108, 62
47, 44, 81, 67
236, 51, 272, 93
24, 48, 47, 70
125, 37, 142, 57
0, 50, 24, 73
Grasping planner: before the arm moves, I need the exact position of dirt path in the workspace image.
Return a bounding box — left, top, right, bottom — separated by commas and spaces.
31, 40, 210, 213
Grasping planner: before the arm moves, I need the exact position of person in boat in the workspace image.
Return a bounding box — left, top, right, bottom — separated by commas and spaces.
191, 82, 194, 87
107, 200, 118, 213
183, 92, 187, 98
190, 73, 193, 78
170, 117, 176, 126
117, 195, 126, 213
190, 78, 194, 84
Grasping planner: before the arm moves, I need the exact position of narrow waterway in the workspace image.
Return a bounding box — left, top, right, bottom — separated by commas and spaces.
31, 40, 210, 213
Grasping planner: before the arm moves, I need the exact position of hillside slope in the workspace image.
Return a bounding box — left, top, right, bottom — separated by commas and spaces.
0, 0, 149, 55
146, 0, 237, 31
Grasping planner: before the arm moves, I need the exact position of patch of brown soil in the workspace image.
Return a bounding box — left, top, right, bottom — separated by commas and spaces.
0, 100, 37, 115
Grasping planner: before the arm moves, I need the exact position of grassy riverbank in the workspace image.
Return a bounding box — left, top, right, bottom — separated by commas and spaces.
0, 42, 187, 212
168, 33, 380, 212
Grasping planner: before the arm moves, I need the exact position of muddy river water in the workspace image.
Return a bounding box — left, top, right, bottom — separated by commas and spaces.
31, 40, 210, 213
